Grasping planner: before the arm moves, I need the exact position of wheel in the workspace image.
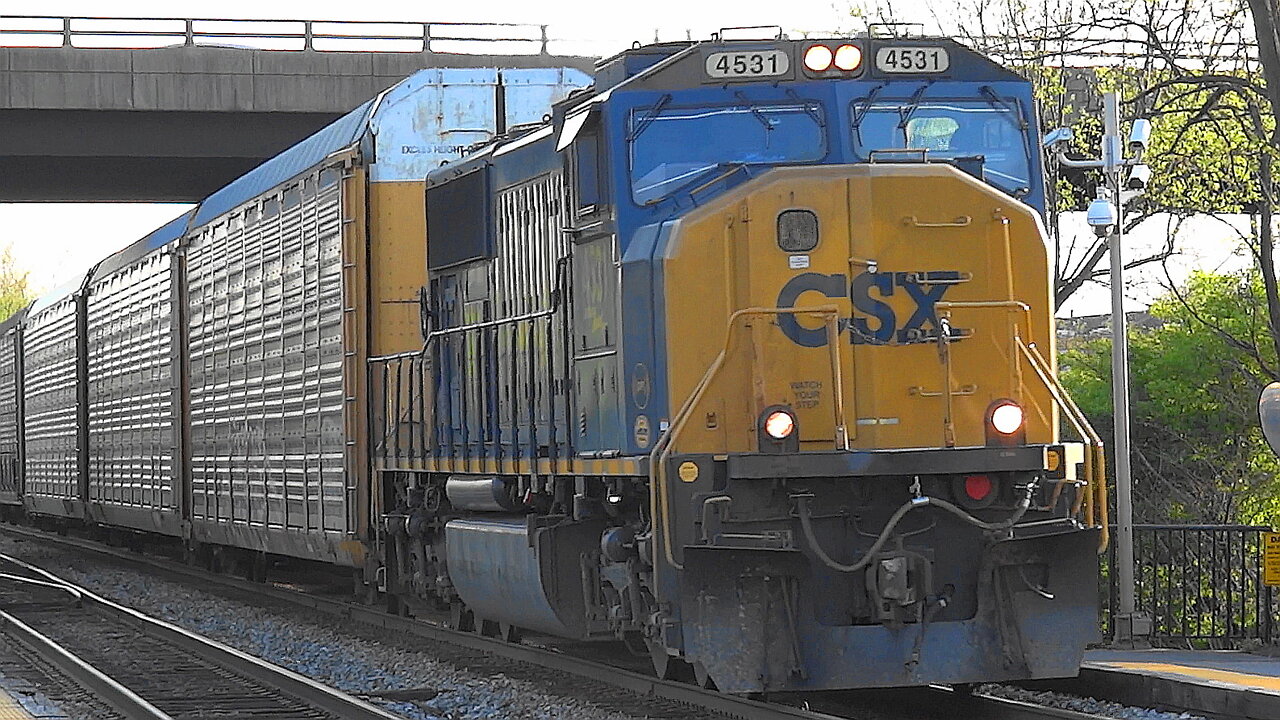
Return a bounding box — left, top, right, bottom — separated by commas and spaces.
647, 639, 695, 682
449, 602, 474, 631
952, 683, 976, 696
477, 617, 501, 637
693, 661, 718, 690
497, 622, 522, 643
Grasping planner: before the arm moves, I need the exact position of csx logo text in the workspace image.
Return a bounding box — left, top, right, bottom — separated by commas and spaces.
775, 271, 963, 347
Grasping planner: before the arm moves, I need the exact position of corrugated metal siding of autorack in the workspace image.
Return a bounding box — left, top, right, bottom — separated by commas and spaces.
185, 165, 351, 543
81, 209, 192, 533
22, 276, 87, 515
0, 309, 24, 504
85, 248, 180, 533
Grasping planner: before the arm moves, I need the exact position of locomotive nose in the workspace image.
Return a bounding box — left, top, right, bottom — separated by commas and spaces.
660, 161, 1056, 455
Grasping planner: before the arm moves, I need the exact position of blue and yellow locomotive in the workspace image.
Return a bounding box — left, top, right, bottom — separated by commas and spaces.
372, 34, 1107, 694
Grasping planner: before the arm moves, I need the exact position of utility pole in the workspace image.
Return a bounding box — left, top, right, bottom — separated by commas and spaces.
1045, 91, 1153, 642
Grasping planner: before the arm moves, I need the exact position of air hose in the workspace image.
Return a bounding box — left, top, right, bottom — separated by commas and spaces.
794, 483, 1035, 574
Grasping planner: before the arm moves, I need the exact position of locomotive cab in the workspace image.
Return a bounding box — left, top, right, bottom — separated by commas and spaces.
373, 34, 1106, 695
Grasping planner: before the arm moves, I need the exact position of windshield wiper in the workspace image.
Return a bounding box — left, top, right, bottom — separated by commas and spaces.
628, 94, 672, 141
979, 86, 1027, 130
785, 89, 825, 127
897, 82, 931, 131
850, 84, 885, 132
734, 91, 773, 131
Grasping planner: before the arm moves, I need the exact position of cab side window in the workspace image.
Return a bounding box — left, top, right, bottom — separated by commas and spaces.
574, 121, 607, 215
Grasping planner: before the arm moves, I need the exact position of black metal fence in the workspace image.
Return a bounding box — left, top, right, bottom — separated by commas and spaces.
1103, 524, 1277, 646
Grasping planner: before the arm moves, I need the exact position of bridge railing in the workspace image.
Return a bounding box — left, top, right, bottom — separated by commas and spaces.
1103, 524, 1277, 647
0, 15, 554, 55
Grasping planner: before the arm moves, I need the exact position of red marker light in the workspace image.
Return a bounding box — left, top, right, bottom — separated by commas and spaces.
964, 474, 993, 501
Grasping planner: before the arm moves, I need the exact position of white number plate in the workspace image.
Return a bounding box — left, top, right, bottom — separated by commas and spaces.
705, 49, 790, 79
875, 46, 950, 73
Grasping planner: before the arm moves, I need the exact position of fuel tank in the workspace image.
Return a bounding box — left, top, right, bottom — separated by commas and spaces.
444, 517, 602, 638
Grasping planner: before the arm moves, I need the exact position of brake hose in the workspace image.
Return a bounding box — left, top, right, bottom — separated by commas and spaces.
794, 483, 1035, 574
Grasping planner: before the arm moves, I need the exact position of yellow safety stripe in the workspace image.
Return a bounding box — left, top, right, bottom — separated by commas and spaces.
0, 690, 37, 720
374, 457, 644, 477
1094, 661, 1280, 693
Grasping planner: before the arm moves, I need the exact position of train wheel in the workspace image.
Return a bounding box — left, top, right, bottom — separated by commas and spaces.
693, 661, 718, 690
497, 622, 521, 643
477, 617, 502, 638
647, 640, 694, 682
449, 603, 475, 632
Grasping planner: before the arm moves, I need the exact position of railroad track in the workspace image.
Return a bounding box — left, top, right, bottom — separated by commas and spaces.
0, 548, 405, 720
0, 525, 1114, 720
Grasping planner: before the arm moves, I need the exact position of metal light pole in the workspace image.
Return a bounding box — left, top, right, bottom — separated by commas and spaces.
1046, 91, 1153, 642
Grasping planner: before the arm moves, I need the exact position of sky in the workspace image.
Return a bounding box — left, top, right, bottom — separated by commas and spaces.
0, 0, 1252, 317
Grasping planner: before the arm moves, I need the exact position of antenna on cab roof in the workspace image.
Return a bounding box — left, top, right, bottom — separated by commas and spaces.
716, 25, 786, 41
867, 22, 925, 38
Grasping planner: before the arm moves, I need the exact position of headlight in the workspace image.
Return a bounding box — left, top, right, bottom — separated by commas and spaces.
803, 44, 834, 72
764, 410, 796, 440
990, 402, 1024, 435
833, 44, 862, 71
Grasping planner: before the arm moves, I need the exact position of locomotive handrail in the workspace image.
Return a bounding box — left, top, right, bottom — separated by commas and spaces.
650, 305, 846, 571
1017, 338, 1109, 553
933, 299, 1108, 553
934, 300, 1032, 448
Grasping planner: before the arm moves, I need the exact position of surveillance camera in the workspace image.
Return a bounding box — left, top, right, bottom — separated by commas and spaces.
1042, 127, 1073, 149
1128, 118, 1152, 152
1086, 196, 1117, 238
1126, 164, 1151, 191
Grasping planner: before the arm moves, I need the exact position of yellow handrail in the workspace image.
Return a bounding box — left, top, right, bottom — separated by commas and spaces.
1018, 339, 1110, 553
934, 300, 1109, 553
648, 306, 845, 570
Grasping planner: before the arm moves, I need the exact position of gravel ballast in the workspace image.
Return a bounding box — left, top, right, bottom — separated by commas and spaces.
0, 536, 655, 720
982, 684, 1206, 720
0, 533, 1219, 720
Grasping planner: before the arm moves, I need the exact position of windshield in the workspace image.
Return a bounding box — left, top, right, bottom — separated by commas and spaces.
852, 99, 1031, 195
629, 102, 825, 205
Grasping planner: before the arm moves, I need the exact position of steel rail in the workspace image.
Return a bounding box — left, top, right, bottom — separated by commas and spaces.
0, 549, 404, 720
0, 608, 171, 720
0, 524, 1117, 720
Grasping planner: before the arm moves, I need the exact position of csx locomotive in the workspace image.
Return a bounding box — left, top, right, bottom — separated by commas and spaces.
0, 35, 1107, 694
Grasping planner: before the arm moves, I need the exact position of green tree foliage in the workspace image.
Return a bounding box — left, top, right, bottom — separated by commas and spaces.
0, 245, 29, 322
911, 0, 1265, 304
1061, 271, 1280, 523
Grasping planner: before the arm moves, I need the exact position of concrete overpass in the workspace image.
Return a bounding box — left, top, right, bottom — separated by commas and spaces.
0, 16, 596, 201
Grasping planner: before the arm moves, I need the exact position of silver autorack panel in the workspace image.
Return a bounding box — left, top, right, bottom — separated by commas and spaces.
186, 166, 349, 535
0, 320, 21, 500
86, 250, 177, 513
23, 292, 80, 504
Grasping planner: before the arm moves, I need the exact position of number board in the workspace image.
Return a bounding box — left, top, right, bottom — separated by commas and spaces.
704, 49, 791, 80
1265, 532, 1280, 587
875, 46, 950, 74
